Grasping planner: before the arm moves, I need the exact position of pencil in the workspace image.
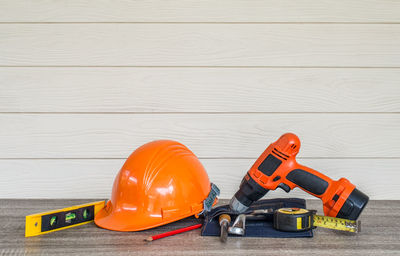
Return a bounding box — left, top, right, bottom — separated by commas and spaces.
145, 223, 203, 242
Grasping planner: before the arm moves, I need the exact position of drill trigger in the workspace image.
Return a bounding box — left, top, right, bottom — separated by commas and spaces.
278, 183, 291, 193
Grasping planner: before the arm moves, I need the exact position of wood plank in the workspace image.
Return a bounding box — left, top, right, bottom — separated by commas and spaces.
1, 0, 400, 23
1, 24, 400, 67
0, 113, 398, 158
1, 67, 400, 112
0, 158, 396, 199
1, 199, 399, 255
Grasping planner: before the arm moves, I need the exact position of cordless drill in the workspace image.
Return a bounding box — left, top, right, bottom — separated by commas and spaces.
230, 133, 369, 220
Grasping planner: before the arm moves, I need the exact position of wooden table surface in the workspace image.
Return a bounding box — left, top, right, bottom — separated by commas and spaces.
1, 199, 399, 255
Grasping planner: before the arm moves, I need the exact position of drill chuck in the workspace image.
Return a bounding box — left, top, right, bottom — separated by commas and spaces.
229, 197, 249, 213
230, 174, 269, 213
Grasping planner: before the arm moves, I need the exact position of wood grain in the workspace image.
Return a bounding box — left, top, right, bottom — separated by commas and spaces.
0, 199, 399, 255
0, 158, 397, 199
0, 0, 400, 23
0, 113, 398, 158
1, 67, 400, 113
1, 24, 400, 66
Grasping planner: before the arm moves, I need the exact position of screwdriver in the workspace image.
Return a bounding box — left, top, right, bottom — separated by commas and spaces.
218, 214, 231, 242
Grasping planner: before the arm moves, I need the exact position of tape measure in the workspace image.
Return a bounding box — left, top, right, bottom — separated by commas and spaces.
25, 201, 105, 237
273, 208, 360, 233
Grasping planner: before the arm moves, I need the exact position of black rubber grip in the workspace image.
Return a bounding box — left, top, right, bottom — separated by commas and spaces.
258, 154, 282, 176
286, 169, 329, 195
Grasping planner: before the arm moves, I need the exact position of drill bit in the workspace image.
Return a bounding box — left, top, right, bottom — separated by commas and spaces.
218, 214, 231, 243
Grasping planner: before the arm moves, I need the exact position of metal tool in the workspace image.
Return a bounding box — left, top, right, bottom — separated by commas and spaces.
274, 208, 361, 233
222, 209, 272, 237
247, 209, 274, 216
228, 214, 246, 236
25, 201, 105, 237
218, 214, 231, 242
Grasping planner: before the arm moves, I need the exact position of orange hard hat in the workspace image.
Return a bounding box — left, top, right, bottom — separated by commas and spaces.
94, 140, 219, 231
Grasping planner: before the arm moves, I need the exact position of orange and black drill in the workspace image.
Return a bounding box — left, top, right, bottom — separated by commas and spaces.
230, 133, 369, 220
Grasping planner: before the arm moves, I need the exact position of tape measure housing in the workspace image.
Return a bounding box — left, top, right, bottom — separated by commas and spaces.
273, 208, 316, 232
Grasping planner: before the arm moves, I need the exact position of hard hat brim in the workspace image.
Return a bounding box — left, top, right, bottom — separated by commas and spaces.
94, 203, 204, 232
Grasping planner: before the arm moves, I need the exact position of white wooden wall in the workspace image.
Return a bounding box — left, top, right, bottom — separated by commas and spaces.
0, 0, 399, 199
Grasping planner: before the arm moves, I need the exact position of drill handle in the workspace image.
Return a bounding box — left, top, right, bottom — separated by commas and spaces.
284, 164, 333, 198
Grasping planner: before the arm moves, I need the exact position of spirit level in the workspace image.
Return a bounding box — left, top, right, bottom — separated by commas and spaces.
25, 201, 105, 237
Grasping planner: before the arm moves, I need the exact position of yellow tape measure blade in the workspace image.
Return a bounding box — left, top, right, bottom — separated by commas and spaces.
312, 215, 360, 233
